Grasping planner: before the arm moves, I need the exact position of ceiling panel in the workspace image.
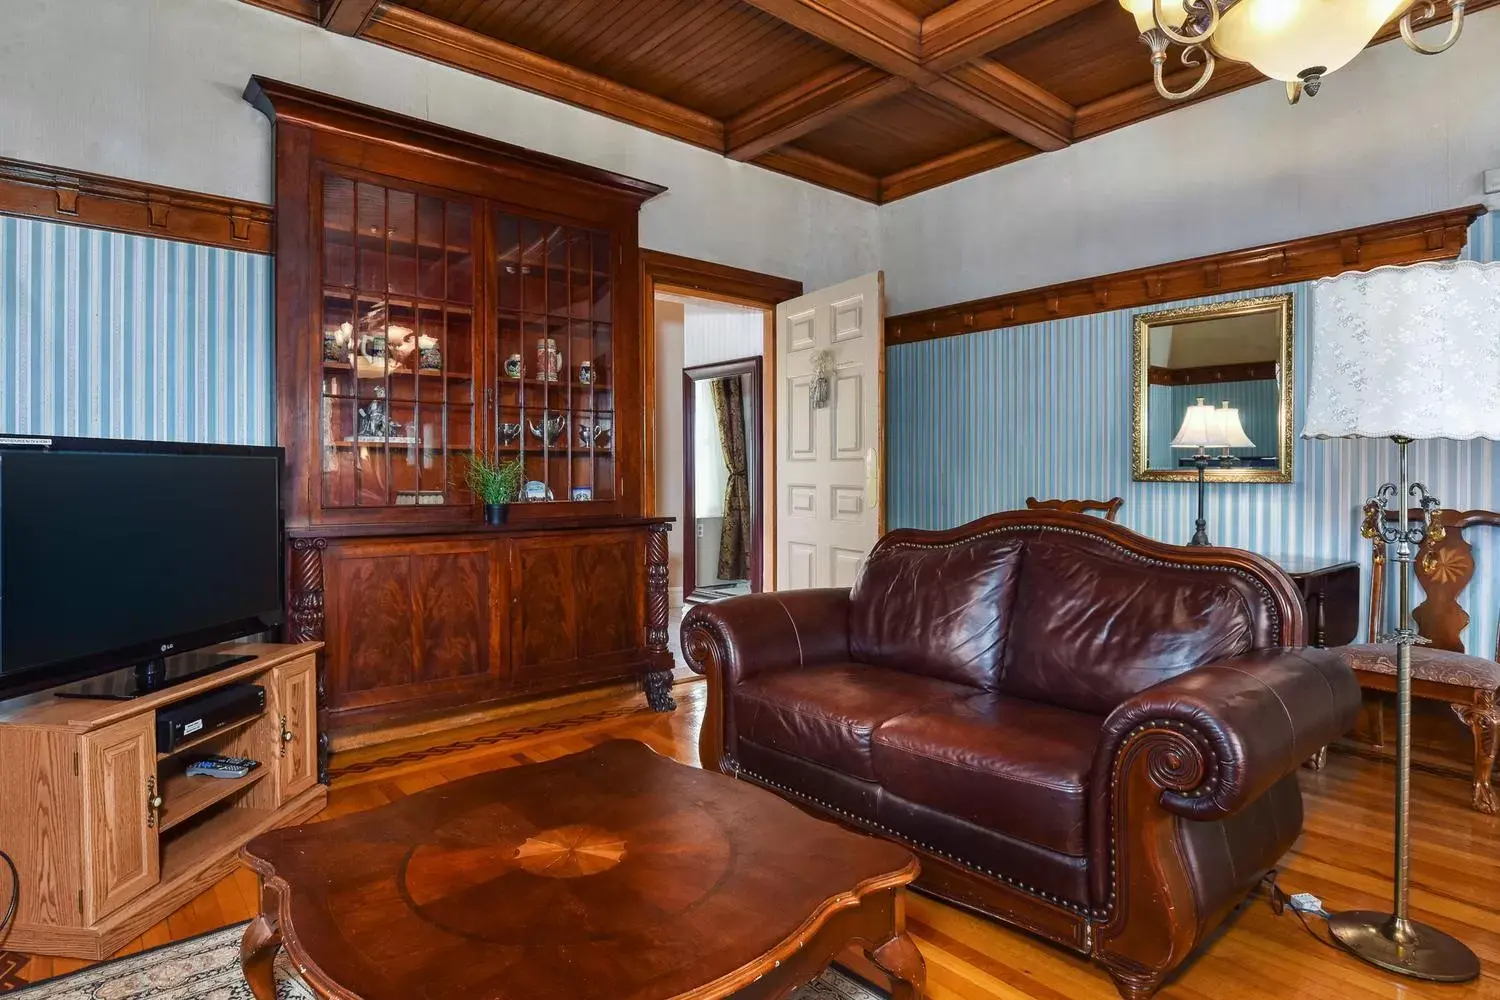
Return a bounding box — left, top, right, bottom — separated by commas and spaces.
791, 90, 1005, 179
888, 0, 959, 14
404, 0, 852, 120
989, 1, 1151, 108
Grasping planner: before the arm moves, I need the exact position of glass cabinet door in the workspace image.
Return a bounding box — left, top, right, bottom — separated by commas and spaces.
492, 210, 613, 504
319, 174, 477, 511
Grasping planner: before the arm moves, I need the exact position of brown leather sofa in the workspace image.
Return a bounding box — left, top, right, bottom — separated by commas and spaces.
682, 511, 1359, 999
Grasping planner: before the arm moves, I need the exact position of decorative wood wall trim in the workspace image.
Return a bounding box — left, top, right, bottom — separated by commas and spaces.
1148, 361, 1278, 386
320, 0, 381, 34
241, 0, 318, 22
0, 156, 273, 254
641, 250, 804, 305
887, 205, 1485, 345
361, 5, 725, 152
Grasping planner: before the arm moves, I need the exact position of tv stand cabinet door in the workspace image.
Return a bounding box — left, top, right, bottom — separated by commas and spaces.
274, 658, 319, 803
80, 715, 159, 923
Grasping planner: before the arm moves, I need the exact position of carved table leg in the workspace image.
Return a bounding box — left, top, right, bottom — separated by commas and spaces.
240, 891, 282, 1000
867, 932, 925, 1000
1453, 690, 1499, 815
643, 523, 676, 712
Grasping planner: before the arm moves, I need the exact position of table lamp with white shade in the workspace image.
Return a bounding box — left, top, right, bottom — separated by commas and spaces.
1303, 259, 1500, 982
1171, 397, 1255, 545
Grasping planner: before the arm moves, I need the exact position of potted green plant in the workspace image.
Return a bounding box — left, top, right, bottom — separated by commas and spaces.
463, 452, 526, 526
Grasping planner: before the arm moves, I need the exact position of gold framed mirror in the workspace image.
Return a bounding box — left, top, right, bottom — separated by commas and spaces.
1131, 293, 1294, 483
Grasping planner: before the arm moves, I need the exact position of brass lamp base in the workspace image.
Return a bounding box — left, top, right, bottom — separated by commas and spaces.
1328, 910, 1480, 982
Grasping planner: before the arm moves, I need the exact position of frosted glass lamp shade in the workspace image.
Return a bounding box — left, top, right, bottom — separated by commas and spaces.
1216, 403, 1256, 448
1303, 261, 1500, 440
1212, 0, 1409, 82
1119, 0, 1189, 32
1171, 398, 1221, 448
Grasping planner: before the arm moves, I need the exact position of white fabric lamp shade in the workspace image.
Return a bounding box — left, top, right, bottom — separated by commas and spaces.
1215, 402, 1256, 448
1171, 397, 1223, 448
1303, 261, 1500, 440
1212, 0, 1409, 83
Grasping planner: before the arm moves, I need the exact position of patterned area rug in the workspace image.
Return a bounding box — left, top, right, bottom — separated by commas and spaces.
6, 924, 884, 999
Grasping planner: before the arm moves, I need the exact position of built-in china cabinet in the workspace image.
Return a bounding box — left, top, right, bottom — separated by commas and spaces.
245, 79, 674, 759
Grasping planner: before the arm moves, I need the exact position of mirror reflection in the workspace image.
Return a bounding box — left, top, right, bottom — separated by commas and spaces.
684, 359, 762, 602
1133, 294, 1294, 483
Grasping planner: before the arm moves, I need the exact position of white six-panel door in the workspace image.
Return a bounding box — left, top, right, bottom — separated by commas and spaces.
775, 272, 883, 590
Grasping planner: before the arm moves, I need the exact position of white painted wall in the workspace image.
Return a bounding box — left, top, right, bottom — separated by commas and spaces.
0, 0, 879, 293
879, 9, 1500, 315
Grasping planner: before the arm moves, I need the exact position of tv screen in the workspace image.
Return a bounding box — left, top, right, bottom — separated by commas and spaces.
0, 437, 284, 697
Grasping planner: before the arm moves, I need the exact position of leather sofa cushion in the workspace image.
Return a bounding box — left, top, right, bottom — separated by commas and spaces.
1000, 537, 1254, 715
733, 663, 973, 780
872, 693, 1100, 856
850, 535, 1025, 689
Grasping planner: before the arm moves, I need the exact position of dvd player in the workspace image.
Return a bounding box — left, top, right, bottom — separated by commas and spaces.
156, 682, 266, 754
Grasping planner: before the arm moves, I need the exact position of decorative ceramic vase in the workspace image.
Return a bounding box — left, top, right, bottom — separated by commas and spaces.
578, 361, 595, 385
324, 321, 353, 363
536, 339, 560, 383
417, 334, 442, 373
504, 353, 523, 379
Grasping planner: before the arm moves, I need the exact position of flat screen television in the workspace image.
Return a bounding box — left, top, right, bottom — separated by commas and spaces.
0, 435, 285, 700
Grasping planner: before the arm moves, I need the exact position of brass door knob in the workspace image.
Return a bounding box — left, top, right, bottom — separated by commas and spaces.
279, 715, 293, 756
146, 777, 162, 828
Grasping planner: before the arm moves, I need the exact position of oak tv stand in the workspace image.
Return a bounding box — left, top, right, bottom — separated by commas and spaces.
0, 643, 325, 959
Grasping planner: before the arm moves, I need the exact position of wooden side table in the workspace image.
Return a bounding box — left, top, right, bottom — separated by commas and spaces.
1266, 556, 1361, 648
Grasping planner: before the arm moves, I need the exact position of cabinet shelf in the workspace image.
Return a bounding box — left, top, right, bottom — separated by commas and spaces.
160, 804, 277, 884
157, 711, 265, 762
158, 767, 269, 833
324, 363, 473, 380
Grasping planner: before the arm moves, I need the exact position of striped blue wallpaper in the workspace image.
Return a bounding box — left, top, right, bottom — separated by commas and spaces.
0, 216, 273, 445
888, 211, 1500, 657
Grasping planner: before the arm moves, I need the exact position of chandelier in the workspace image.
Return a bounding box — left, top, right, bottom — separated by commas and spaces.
1119, 0, 1466, 103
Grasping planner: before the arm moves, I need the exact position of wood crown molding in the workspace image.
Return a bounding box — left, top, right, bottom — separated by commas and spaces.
751, 146, 880, 203
642, 250, 803, 304
320, 0, 381, 34
0, 156, 272, 254
360, 5, 724, 152
879, 137, 1031, 202
886, 205, 1485, 345
727, 64, 911, 161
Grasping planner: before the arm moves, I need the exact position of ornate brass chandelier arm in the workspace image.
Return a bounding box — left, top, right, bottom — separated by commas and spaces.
1148, 0, 1222, 48
1401, 0, 1466, 55
1146, 34, 1216, 101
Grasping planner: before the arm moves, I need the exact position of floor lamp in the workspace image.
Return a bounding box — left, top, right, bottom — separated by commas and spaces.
1303, 260, 1500, 981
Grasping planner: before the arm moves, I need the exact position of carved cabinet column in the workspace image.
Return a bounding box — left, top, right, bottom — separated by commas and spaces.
643, 522, 675, 711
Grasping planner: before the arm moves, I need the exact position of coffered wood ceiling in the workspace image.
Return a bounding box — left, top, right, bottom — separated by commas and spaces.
244, 0, 1498, 203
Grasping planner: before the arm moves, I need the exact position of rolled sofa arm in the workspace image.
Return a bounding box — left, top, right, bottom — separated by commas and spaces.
681, 588, 851, 688
682, 589, 851, 774
1091, 646, 1360, 822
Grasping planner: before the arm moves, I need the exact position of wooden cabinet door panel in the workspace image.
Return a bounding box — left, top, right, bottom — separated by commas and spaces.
575, 536, 640, 660
80, 715, 158, 923
512, 537, 579, 675
412, 548, 491, 684
325, 538, 504, 711
275, 658, 319, 804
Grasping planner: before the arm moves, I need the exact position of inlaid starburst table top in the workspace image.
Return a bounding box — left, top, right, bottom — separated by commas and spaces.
240, 740, 923, 1000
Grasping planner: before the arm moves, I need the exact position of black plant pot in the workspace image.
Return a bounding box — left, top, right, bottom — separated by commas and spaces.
484, 503, 508, 526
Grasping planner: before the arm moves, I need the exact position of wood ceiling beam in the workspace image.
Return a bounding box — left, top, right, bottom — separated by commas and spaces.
320, 0, 381, 35
736, 0, 923, 72
360, 5, 724, 151
879, 136, 1033, 202
726, 64, 911, 161
920, 59, 1071, 150
739, 0, 1074, 151
920, 0, 1097, 72
751, 146, 881, 202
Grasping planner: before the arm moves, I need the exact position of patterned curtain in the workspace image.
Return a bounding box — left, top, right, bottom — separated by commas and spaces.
711, 377, 751, 581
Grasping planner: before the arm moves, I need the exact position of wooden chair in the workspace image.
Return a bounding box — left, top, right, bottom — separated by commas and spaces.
1024, 496, 1124, 521
1337, 507, 1500, 814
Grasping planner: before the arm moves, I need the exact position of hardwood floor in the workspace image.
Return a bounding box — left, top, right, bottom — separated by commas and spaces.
4, 678, 1499, 999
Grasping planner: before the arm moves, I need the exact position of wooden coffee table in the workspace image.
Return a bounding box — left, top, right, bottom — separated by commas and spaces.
240, 739, 924, 1000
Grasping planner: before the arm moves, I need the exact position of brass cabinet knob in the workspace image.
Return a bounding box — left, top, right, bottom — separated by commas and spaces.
146, 777, 162, 828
